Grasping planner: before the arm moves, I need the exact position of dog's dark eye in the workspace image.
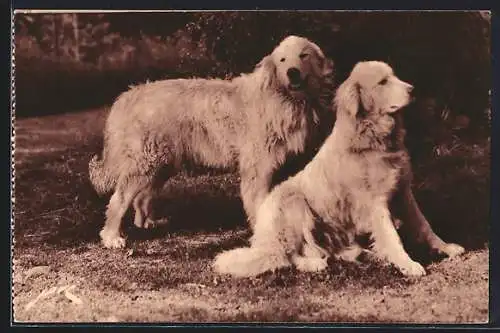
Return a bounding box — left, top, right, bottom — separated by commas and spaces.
299, 53, 309, 59
379, 78, 388, 85
280, 57, 286, 63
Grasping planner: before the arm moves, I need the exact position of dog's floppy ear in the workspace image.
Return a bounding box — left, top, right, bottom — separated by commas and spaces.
334, 78, 361, 118
254, 54, 277, 91
309, 41, 334, 77
322, 58, 335, 77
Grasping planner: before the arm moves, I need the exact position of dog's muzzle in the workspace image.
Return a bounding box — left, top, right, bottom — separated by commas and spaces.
287, 67, 306, 91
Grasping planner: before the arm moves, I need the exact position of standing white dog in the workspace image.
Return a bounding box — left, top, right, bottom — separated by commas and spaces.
214, 61, 429, 277
89, 36, 334, 248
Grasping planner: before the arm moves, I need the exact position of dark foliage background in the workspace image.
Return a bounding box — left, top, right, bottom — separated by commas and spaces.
14, 11, 491, 123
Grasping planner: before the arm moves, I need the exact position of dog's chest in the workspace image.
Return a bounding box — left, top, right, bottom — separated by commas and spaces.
359, 153, 405, 197
265, 105, 314, 155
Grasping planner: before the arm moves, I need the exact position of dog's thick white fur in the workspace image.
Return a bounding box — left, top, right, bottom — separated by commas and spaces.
213, 61, 428, 277
89, 35, 334, 248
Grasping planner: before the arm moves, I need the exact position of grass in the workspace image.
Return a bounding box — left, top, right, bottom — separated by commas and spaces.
12, 107, 490, 323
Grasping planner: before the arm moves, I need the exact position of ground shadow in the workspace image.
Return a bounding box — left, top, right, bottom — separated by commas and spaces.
14, 140, 248, 249
123, 192, 247, 243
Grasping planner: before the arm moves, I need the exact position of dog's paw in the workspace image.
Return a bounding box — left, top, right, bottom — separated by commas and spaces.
438, 243, 465, 258
100, 229, 126, 249
358, 249, 389, 265
335, 245, 363, 262
134, 214, 157, 229
144, 217, 169, 229
143, 218, 157, 229
293, 256, 328, 272
399, 260, 426, 277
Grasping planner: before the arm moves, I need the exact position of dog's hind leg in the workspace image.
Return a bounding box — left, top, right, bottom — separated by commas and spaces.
132, 190, 154, 229
100, 175, 152, 248
293, 226, 329, 272
132, 164, 172, 229
100, 187, 132, 249
302, 225, 329, 259
369, 203, 426, 276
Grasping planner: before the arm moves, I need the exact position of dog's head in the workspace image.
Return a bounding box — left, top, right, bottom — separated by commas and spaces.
255, 35, 334, 97
335, 61, 414, 119
334, 61, 414, 150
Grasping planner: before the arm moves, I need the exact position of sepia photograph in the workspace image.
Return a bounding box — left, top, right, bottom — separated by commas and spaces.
11, 10, 491, 323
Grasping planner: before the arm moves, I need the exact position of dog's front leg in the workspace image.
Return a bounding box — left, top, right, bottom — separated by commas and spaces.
369, 202, 426, 276
239, 163, 273, 228
391, 171, 465, 258
240, 173, 272, 228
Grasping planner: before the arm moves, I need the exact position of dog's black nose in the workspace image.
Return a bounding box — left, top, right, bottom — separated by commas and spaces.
287, 67, 302, 83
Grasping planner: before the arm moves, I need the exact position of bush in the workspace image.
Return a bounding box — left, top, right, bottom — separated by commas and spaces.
187, 12, 491, 126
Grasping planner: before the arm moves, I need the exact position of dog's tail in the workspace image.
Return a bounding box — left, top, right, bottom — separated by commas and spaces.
213, 246, 290, 278
88, 154, 116, 195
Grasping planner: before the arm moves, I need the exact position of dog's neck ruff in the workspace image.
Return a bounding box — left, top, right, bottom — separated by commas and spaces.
333, 113, 400, 155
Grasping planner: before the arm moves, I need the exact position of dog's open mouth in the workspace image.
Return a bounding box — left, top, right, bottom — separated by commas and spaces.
288, 76, 308, 91
289, 82, 304, 91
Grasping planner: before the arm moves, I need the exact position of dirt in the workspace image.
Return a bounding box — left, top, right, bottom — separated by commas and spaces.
12, 108, 490, 323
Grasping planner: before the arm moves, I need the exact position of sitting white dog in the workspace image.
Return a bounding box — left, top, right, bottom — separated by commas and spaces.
214, 61, 429, 278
